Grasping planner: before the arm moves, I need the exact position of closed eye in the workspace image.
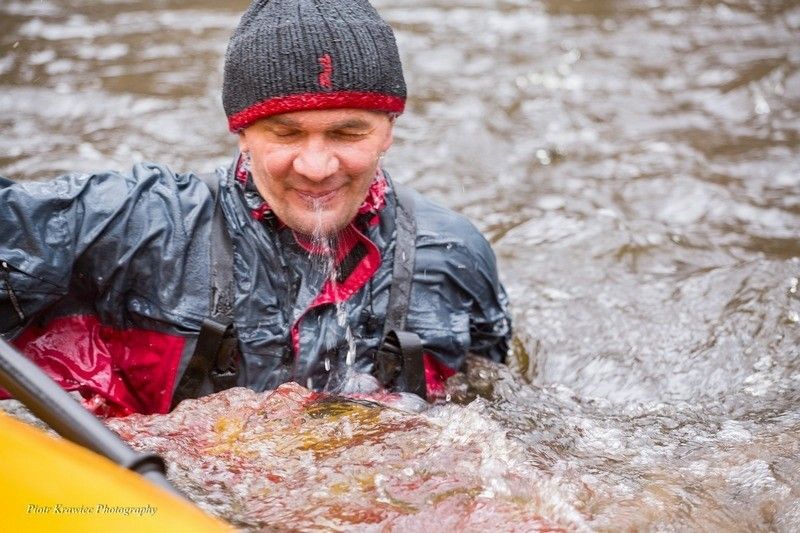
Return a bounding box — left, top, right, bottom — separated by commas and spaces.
329, 127, 373, 140
270, 128, 300, 138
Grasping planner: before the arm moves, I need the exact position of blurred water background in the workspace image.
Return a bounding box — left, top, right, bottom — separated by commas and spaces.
1, 0, 799, 530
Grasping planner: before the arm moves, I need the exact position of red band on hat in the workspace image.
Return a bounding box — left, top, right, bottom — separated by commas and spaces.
228, 91, 405, 132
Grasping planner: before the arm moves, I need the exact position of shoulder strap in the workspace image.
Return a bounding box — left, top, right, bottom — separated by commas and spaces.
376, 183, 427, 399
383, 183, 417, 336
172, 172, 238, 407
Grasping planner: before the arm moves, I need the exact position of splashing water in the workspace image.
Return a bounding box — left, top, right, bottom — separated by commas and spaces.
338, 306, 357, 367
104, 382, 570, 531
308, 197, 362, 394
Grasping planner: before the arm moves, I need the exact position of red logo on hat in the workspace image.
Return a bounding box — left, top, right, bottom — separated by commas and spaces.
318, 54, 333, 90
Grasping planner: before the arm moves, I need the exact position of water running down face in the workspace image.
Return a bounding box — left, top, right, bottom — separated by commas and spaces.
238, 108, 394, 237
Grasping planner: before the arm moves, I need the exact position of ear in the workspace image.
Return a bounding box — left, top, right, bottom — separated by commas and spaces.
237, 130, 249, 153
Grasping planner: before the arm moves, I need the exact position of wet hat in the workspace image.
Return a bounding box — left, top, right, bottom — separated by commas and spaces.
223, 0, 406, 132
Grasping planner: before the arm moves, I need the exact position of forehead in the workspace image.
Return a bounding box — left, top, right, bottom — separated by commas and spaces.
257, 108, 390, 130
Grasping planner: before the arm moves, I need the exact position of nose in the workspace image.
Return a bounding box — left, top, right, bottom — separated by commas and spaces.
293, 138, 339, 182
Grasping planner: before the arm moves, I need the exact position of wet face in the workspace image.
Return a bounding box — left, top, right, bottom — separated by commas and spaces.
238, 109, 394, 237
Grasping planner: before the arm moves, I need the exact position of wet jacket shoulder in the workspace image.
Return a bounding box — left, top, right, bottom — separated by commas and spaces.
405, 189, 511, 368
0, 164, 220, 415
0, 163, 215, 337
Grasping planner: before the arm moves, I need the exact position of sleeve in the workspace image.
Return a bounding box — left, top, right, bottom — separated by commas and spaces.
465, 241, 512, 363
408, 199, 512, 372
443, 229, 512, 363
0, 164, 212, 337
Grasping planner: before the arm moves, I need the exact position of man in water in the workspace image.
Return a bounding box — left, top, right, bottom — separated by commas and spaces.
0, 0, 511, 415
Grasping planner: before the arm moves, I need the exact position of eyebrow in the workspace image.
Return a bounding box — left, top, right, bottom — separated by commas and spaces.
263, 116, 372, 130
263, 116, 300, 128
330, 118, 372, 130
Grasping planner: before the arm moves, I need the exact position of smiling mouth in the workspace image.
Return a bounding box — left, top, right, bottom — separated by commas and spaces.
296, 188, 340, 205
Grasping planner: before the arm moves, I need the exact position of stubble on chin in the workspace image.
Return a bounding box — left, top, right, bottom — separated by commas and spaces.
283, 205, 353, 239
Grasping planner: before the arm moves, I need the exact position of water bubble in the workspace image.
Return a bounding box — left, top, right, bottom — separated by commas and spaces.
563, 48, 581, 64
717, 421, 752, 442
78, 142, 102, 160
535, 148, 552, 165
754, 90, 771, 115
537, 195, 565, 211
753, 355, 774, 371
29, 49, 55, 65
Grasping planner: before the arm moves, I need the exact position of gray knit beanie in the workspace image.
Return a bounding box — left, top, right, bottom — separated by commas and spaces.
223, 0, 406, 132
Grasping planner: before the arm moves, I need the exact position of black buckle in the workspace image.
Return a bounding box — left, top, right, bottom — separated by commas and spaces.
199, 317, 240, 392
375, 330, 426, 400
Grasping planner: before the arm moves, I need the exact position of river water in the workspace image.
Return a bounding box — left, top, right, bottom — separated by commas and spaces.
1, 0, 799, 530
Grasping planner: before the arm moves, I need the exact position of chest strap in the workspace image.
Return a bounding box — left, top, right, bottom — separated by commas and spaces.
172, 172, 239, 408
374, 184, 426, 400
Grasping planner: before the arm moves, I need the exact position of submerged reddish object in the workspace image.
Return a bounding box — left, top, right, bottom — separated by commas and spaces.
107, 383, 566, 531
